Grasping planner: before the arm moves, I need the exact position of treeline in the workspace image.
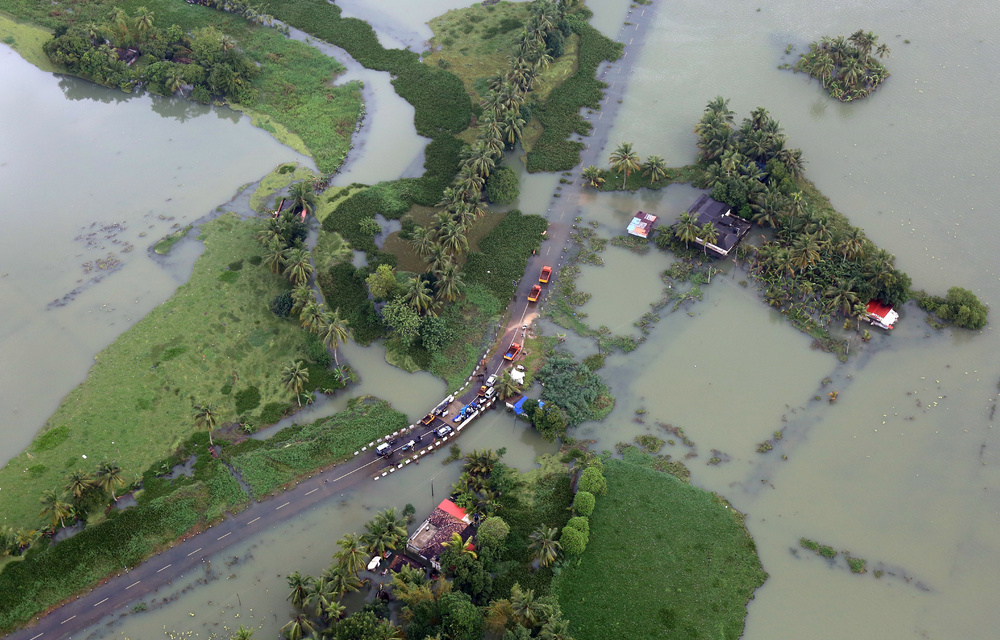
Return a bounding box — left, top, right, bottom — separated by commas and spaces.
44, 7, 258, 102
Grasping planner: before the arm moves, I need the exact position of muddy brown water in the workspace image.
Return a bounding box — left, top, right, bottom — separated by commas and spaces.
4, 0, 1000, 638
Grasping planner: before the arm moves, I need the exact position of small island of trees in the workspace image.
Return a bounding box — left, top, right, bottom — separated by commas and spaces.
793, 30, 890, 101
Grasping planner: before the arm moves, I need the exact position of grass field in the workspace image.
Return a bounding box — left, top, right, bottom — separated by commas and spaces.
554, 459, 766, 640
0, 213, 323, 529
0, 13, 57, 72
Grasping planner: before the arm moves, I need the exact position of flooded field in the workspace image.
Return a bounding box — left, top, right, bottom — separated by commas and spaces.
4, 0, 1000, 638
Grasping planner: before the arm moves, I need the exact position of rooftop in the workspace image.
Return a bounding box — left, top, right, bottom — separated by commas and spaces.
627, 211, 658, 238
406, 499, 473, 569
688, 194, 752, 257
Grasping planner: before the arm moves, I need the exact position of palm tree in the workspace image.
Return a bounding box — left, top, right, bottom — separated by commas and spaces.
875, 43, 890, 59
324, 566, 362, 598
298, 299, 324, 334
281, 360, 310, 407
837, 227, 867, 263
404, 277, 435, 316
608, 142, 641, 188
65, 471, 93, 500
283, 247, 314, 287
824, 281, 860, 317
674, 211, 699, 248
510, 583, 542, 627
641, 155, 668, 184
462, 141, 498, 178
304, 577, 335, 619
409, 225, 436, 258
280, 614, 317, 640
287, 181, 316, 218
334, 533, 368, 577
698, 222, 719, 255
166, 66, 185, 94
435, 260, 464, 303
424, 244, 450, 275
528, 525, 561, 568
500, 109, 525, 146
484, 598, 515, 633
361, 508, 408, 557
581, 165, 605, 189
464, 449, 500, 477
231, 626, 256, 640
262, 239, 288, 275
790, 234, 822, 273
441, 531, 477, 559
290, 283, 313, 316
539, 617, 574, 640
193, 404, 219, 445
496, 372, 519, 400
317, 309, 349, 366
437, 221, 469, 256
286, 570, 313, 609
39, 489, 73, 528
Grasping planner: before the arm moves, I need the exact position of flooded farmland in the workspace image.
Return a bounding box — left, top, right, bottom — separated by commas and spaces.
3, 0, 1000, 638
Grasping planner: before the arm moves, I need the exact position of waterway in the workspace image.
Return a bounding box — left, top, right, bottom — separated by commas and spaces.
4, 0, 1000, 638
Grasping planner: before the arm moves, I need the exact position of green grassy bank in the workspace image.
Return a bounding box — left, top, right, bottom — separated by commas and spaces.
554, 459, 766, 640
0, 213, 336, 530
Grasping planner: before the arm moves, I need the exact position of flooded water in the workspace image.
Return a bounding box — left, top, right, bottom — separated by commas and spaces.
6, 0, 1000, 638
0, 47, 312, 467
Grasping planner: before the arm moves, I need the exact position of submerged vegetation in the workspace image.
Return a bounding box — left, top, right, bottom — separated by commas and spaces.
793, 30, 890, 101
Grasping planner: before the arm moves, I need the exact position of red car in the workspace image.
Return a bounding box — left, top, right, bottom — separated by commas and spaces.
528, 285, 542, 302
539, 266, 552, 283
504, 343, 522, 361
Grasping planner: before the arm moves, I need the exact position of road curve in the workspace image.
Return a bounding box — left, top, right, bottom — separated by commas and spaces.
5, 5, 656, 639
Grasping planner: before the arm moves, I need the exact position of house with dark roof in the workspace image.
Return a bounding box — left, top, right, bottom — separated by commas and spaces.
687, 194, 752, 257
406, 499, 474, 571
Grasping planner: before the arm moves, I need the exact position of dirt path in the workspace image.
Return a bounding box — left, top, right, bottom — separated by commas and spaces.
5, 6, 657, 639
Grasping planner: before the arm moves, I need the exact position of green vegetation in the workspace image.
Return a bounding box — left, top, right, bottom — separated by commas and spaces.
793, 30, 891, 101
526, 12, 623, 172
915, 287, 989, 330
6, 0, 365, 173
250, 163, 317, 213
485, 165, 520, 205
0, 213, 334, 529
0, 432, 247, 634
464, 210, 548, 300
555, 459, 766, 640
0, 14, 58, 72
225, 397, 407, 498
535, 351, 615, 427
153, 225, 193, 255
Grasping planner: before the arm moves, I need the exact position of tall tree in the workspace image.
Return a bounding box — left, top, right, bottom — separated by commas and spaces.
334, 532, 368, 577
404, 277, 435, 316
527, 525, 561, 568
608, 142, 641, 188
641, 155, 668, 183
581, 165, 605, 189
286, 570, 314, 609
674, 211, 699, 248
193, 404, 219, 445
281, 360, 310, 407
287, 181, 316, 218
38, 489, 73, 528
698, 221, 720, 256
64, 471, 93, 500
317, 309, 350, 366
283, 247, 314, 287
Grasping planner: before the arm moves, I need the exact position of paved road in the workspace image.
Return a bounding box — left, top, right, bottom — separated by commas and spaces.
6, 6, 656, 640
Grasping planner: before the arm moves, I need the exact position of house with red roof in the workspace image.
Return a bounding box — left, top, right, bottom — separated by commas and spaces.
866, 300, 899, 330
405, 499, 474, 571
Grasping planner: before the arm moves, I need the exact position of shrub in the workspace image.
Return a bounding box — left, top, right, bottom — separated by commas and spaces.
577, 466, 607, 495
918, 286, 989, 330
270, 291, 293, 317
234, 386, 262, 414
573, 490, 595, 517
565, 516, 590, 538
559, 523, 587, 556
477, 516, 510, 549
485, 165, 519, 205
305, 335, 333, 367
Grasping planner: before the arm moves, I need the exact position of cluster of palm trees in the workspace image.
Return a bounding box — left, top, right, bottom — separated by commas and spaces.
34, 461, 126, 532
0, 525, 40, 559
483, 582, 575, 639
582, 142, 669, 189
188, 0, 275, 27
794, 30, 890, 101
281, 508, 408, 639
671, 211, 720, 256
451, 449, 504, 520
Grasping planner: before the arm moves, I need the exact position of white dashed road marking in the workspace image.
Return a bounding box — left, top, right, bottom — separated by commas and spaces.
93, 598, 108, 607
187, 548, 202, 557
217, 532, 231, 541
156, 564, 172, 573
126, 581, 140, 590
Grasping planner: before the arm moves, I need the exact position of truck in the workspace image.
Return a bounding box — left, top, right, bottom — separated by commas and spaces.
539, 265, 552, 283
504, 342, 522, 360
528, 285, 542, 302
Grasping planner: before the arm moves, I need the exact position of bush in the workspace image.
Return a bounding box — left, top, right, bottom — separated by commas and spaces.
577, 466, 607, 496
317, 262, 385, 345
234, 386, 262, 414
305, 335, 333, 367
573, 490, 595, 517
463, 210, 548, 300
918, 287, 989, 330
565, 516, 590, 538
477, 516, 510, 549
537, 351, 614, 427
270, 291, 293, 317
559, 523, 587, 556
485, 166, 519, 205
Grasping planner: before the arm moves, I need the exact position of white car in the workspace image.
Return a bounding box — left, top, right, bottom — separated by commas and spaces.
436, 425, 454, 438
486, 375, 497, 387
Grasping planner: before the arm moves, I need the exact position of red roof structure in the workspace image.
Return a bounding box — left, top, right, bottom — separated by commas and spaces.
865, 300, 899, 330
438, 499, 469, 522
406, 499, 474, 570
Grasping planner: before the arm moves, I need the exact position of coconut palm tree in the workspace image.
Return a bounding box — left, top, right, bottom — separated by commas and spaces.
409, 225, 436, 258
641, 155, 668, 184
404, 277, 435, 316
510, 583, 542, 627
528, 525, 561, 568
437, 221, 469, 256
193, 404, 219, 446
462, 140, 499, 178
281, 360, 310, 407
304, 576, 335, 619
286, 570, 313, 609
317, 309, 349, 366
166, 66, 185, 94
875, 43, 890, 59
335, 533, 368, 577
673, 211, 699, 248
698, 222, 719, 256
484, 598, 515, 634
287, 181, 316, 218
441, 531, 477, 559
608, 142, 641, 188
837, 227, 867, 263
435, 260, 464, 303
790, 233, 822, 273
824, 280, 861, 317
298, 299, 324, 334
324, 565, 363, 599
231, 626, 256, 640
464, 449, 500, 477
262, 239, 288, 275
581, 165, 605, 189
424, 244, 450, 275
65, 471, 93, 500
500, 109, 526, 146
283, 247, 314, 287
39, 489, 73, 528
539, 616, 574, 640
495, 372, 519, 400
361, 508, 408, 557
290, 283, 313, 316
280, 614, 317, 640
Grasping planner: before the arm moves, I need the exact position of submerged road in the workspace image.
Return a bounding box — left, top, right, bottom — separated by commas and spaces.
6, 5, 656, 639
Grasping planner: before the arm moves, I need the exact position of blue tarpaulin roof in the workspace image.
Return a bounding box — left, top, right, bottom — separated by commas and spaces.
512, 397, 543, 416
